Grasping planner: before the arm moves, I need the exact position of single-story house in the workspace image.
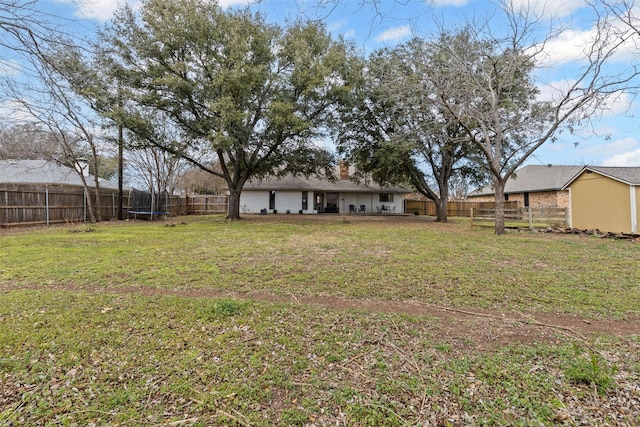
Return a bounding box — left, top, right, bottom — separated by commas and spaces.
468, 164, 583, 208
0, 159, 132, 226
562, 166, 640, 234
0, 158, 119, 189
240, 165, 411, 214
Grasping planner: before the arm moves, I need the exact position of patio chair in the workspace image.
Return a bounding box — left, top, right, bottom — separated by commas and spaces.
349, 204, 356, 214
359, 205, 366, 214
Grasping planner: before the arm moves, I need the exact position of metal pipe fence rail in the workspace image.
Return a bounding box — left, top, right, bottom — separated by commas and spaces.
470, 207, 569, 230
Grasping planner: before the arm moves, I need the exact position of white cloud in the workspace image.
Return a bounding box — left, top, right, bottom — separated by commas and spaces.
375, 25, 411, 43
67, 0, 128, 21
531, 8, 639, 67
59, 0, 253, 22
602, 148, 640, 166
0, 60, 21, 77
510, 0, 586, 19
328, 19, 348, 33
533, 28, 598, 66
0, 99, 37, 123
536, 79, 633, 120
579, 137, 638, 158
327, 19, 356, 39
218, 0, 255, 7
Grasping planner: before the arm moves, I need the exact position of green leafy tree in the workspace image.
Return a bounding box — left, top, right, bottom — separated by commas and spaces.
338, 41, 485, 222
72, 0, 360, 219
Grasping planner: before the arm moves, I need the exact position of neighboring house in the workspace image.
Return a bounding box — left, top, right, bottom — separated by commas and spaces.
240, 164, 411, 214
562, 166, 640, 234
0, 159, 119, 189
468, 164, 583, 208
0, 159, 129, 226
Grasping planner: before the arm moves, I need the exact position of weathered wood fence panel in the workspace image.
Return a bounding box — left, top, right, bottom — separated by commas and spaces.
404, 199, 519, 217
186, 195, 228, 215
470, 207, 569, 229
0, 185, 136, 226
0, 185, 229, 227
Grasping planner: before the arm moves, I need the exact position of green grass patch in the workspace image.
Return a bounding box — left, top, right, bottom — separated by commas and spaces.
0, 289, 637, 425
1, 216, 639, 317
1, 216, 639, 424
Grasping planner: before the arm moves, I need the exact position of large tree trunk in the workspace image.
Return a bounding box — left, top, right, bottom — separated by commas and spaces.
226, 187, 242, 220
434, 183, 449, 223
493, 178, 506, 235
435, 197, 448, 222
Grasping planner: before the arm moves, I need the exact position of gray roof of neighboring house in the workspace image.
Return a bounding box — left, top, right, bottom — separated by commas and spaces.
243, 174, 412, 194
562, 166, 640, 188
0, 159, 121, 189
469, 165, 584, 196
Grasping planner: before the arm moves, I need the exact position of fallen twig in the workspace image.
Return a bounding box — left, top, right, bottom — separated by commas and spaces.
217, 409, 251, 427
414, 301, 589, 341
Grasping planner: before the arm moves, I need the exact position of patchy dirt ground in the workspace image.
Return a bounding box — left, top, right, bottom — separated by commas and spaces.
2, 213, 638, 347
2, 282, 638, 352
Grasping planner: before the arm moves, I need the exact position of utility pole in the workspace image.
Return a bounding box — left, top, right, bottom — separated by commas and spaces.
118, 121, 124, 220
117, 85, 124, 220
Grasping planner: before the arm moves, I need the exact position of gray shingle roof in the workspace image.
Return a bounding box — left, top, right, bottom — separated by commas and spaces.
470, 165, 583, 196
244, 174, 411, 194
583, 166, 640, 185
0, 159, 120, 189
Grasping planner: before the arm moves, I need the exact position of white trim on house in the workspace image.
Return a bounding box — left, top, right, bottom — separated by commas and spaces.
566, 187, 573, 228
631, 185, 637, 233
240, 189, 407, 214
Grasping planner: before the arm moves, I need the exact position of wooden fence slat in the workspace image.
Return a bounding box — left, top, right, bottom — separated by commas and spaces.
469, 207, 568, 229
0, 185, 229, 227
404, 199, 520, 217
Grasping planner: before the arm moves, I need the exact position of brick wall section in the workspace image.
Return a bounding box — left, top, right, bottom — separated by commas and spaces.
469, 190, 570, 208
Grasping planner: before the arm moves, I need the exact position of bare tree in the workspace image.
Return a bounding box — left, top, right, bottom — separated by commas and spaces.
423, 2, 639, 234
174, 164, 228, 195
127, 146, 188, 209
5, 44, 110, 223
0, 122, 65, 160
599, 0, 640, 37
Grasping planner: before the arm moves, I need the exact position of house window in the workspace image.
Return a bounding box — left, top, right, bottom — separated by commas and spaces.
524, 192, 530, 207
301, 191, 308, 210
269, 191, 276, 210
504, 194, 509, 201
379, 193, 393, 203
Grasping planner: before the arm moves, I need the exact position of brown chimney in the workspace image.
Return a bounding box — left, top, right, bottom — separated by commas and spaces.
339, 162, 349, 180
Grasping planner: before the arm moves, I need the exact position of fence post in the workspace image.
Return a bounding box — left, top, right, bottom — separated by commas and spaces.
470, 207, 474, 229
528, 207, 533, 230
45, 187, 50, 226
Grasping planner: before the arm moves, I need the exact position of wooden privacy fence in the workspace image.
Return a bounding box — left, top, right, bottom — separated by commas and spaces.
186, 195, 228, 215
470, 207, 569, 229
0, 185, 229, 227
404, 199, 519, 217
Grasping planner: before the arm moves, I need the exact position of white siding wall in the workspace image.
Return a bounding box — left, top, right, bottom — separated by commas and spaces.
241, 190, 405, 214
240, 191, 269, 214
341, 193, 404, 214
240, 190, 312, 214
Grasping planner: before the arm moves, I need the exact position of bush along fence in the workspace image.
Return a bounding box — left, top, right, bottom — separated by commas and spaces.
0, 184, 228, 227
470, 206, 569, 230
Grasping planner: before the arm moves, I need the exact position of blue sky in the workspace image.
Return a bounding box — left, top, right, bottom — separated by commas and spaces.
15, 0, 640, 167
